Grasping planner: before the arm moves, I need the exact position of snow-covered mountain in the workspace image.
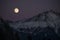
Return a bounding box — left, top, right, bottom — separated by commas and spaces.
8, 10, 60, 33
0, 10, 60, 40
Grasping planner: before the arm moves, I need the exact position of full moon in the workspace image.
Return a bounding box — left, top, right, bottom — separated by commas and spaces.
14, 8, 19, 13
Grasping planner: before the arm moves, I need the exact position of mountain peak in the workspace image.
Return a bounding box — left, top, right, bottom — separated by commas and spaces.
24, 10, 60, 22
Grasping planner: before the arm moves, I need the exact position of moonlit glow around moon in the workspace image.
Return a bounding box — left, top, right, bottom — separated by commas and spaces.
14, 8, 19, 13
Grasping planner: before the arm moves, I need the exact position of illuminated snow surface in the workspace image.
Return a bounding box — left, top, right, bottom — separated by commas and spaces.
9, 11, 60, 33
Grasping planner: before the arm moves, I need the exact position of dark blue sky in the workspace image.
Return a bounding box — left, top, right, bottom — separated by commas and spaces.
0, 0, 60, 21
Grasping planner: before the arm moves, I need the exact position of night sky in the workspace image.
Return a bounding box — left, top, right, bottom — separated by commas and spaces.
0, 0, 60, 21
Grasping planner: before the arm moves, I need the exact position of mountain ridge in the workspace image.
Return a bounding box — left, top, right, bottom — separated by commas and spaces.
23, 10, 60, 22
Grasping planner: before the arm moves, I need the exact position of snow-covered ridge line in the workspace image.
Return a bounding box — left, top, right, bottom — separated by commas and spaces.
8, 10, 60, 30
0, 10, 59, 33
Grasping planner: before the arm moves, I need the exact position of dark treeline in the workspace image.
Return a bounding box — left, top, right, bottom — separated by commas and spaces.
0, 18, 60, 40
0, 18, 20, 40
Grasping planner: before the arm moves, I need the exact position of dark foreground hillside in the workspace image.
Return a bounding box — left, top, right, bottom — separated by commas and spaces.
0, 10, 60, 40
